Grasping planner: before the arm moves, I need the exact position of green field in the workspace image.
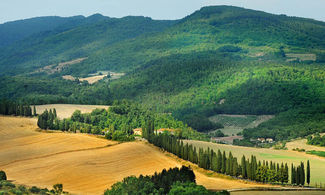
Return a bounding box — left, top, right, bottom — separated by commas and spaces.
307, 151, 325, 158
209, 115, 274, 135
184, 140, 325, 185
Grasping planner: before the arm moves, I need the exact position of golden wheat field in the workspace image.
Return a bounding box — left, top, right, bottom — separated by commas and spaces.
35, 104, 109, 119
0, 116, 274, 194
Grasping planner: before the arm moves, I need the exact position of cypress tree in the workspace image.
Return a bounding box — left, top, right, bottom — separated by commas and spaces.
193, 147, 198, 164
19, 104, 23, 116
246, 160, 251, 180
300, 162, 305, 186
241, 155, 247, 179
184, 143, 189, 160
227, 152, 233, 175
296, 166, 300, 185
53, 108, 57, 118
307, 160, 310, 186
284, 163, 289, 183
217, 150, 222, 173
291, 164, 296, 185
211, 152, 218, 172
33, 105, 37, 116
221, 151, 226, 174
232, 158, 238, 176
251, 155, 257, 180
226, 158, 230, 175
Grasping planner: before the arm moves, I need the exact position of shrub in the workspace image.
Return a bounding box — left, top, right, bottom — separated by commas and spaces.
30, 186, 41, 194
53, 184, 63, 194
0, 171, 6, 181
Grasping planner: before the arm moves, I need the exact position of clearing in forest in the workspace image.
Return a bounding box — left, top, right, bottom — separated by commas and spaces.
209, 114, 274, 136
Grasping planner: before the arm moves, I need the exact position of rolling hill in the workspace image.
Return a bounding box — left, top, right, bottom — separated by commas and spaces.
0, 116, 272, 194
1, 6, 325, 142
0, 14, 176, 75
0, 16, 86, 48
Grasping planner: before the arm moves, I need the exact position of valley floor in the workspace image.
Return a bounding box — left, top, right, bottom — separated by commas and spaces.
0, 116, 274, 194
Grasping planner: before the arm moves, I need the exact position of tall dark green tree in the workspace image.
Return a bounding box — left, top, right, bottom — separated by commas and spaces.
300, 162, 305, 186
307, 160, 310, 186
33, 105, 37, 116
241, 156, 247, 179
221, 151, 226, 174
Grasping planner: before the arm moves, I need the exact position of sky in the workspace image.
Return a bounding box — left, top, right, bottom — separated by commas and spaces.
1, 0, 325, 24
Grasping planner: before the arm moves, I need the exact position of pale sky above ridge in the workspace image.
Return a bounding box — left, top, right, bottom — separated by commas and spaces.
1, 0, 324, 24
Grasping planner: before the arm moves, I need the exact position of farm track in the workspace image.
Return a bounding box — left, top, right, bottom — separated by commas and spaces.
0, 144, 116, 167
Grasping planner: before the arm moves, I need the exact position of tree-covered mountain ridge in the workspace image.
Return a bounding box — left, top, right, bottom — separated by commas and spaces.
1, 5, 325, 76
1, 6, 325, 143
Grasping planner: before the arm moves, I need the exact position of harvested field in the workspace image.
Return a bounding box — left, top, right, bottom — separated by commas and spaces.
212, 136, 243, 144
184, 140, 325, 185
62, 71, 125, 84
33, 58, 87, 74
286, 53, 316, 62
286, 139, 325, 152
35, 104, 109, 119
0, 116, 274, 194
79, 75, 107, 84
62, 75, 76, 81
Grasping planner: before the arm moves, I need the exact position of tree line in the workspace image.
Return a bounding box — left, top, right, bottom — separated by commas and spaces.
0, 99, 36, 117
143, 121, 311, 185
36, 100, 208, 141
105, 166, 228, 195
291, 161, 311, 186
307, 134, 325, 147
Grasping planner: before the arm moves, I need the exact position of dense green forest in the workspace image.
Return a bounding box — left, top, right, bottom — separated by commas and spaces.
0, 15, 175, 75
0, 16, 86, 48
0, 99, 35, 116
36, 100, 208, 141
1, 5, 325, 143
307, 134, 325, 147
0, 76, 112, 105
242, 105, 325, 141
105, 166, 229, 195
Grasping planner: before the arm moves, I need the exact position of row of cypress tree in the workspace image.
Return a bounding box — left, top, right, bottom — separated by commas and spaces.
0, 100, 36, 117
143, 121, 310, 185
37, 109, 59, 130
291, 161, 310, 186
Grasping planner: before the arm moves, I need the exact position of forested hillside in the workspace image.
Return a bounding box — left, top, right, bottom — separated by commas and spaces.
0, 16, 86, 48
0, 15, 176, 75
1, 6, 325, 143
70, 5, 325, 74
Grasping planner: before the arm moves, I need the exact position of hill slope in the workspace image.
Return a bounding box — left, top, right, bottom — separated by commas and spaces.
1, 6, 325, 142
0, 15, 176, 75
67, 5, 325, 75
0, 16, 86, 48
0, 116, 271, 194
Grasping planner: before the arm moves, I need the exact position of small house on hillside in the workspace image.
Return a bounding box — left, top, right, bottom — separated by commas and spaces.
266, 138, 274, 143
155, 128, 175, 135
133, 128, 142, 136
257, 138, 265, 143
